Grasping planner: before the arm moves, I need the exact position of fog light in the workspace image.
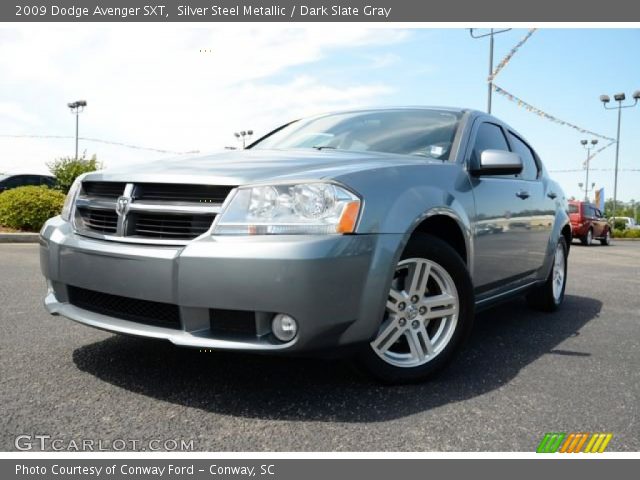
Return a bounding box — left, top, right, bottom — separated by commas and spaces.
271, 314, 298, 342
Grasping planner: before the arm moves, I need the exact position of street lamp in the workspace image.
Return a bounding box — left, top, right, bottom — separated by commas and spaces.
67, 100, 87, 160
599, 90, 640, 217
469, 28, 511, 114
234, 130, 254, 149
580, 139, 598, 202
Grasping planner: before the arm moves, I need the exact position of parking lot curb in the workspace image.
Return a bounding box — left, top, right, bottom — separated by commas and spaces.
0, 232, 40, 243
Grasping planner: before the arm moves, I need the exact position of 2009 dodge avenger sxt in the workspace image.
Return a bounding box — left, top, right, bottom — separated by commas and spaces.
40, 108, 571, 383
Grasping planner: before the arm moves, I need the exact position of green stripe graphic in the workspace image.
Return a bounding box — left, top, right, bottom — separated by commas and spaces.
536, 433, 566, 453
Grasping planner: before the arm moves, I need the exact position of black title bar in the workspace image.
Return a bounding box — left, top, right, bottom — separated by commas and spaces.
3, 0, 640, 22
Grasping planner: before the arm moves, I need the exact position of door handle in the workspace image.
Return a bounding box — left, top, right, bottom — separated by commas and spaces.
547, 191, 557, 199
516, 190, 530, 199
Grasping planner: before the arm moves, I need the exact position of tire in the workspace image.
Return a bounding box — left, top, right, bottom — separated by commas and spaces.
581, 228, 593, 246
526, 237, 568, 312
600, 229, 611, 246
356, 234, 474, 384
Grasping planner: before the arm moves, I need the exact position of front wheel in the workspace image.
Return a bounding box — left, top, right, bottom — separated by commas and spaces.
581, 228, 593, 246
526, 237, 568, 312
356, 234, 474, 384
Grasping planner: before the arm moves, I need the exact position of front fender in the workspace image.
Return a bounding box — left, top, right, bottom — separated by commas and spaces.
540, 205, 571, 281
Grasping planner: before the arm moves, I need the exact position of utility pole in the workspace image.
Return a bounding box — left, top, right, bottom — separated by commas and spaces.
469, 28, 511, 114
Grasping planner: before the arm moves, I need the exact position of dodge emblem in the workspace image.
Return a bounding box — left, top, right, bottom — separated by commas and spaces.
115, 196, 131, 217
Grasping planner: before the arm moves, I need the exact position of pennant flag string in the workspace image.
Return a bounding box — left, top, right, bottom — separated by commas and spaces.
492, 84, 616, 143
489, 28, 537, 82
488, 30, 615, 168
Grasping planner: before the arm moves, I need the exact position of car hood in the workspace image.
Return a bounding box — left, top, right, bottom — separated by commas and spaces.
83, 149, 439, 186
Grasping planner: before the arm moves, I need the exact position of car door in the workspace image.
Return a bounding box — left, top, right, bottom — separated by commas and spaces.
506, 131, 553, 274
593, 208, 606, 237
25, 175, 42, 187
584, 204, 598, 236
41, 176, 56, 188
466, 120, 536, 294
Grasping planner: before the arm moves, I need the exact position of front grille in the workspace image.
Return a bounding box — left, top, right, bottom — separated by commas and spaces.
82, 182, 126, 198
77, 207, 118, 234
134, 183, 234, 204
76, 181, 234, 244
68, 286, 181, 329
131, 212, 216, 239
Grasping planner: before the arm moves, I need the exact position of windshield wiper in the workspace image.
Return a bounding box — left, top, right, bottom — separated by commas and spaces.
311, 145, 337, 150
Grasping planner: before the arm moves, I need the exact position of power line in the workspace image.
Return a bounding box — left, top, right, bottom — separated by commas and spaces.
0, 134, 199, 155
549, 168, 640, 173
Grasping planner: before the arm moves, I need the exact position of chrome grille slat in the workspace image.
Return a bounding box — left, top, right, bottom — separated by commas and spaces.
82, 181, 126, 198
74, 181, 233, 244
77, 207, 118, 234
131, 212, 216, 239
134, 183, 233, 204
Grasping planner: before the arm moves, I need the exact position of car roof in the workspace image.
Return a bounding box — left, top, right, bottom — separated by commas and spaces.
1, 173, 55, 177
310, 106, 475, 118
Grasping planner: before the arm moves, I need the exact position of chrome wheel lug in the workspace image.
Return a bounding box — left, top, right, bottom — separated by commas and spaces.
398, 302, 406, 311
411, 295, 419, 304
418, 306, 427, 315
411, 320, 420, 329
398, 318, 406, 327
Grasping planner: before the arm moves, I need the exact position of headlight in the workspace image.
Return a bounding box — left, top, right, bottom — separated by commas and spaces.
60, 176, 83, 222
213, 182, 361, 235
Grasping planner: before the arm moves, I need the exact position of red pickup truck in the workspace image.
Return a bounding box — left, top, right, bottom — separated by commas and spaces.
568, 200, 611, 246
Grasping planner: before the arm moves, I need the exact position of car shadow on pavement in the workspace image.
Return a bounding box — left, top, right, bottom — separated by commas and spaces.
72, 294, 601, 423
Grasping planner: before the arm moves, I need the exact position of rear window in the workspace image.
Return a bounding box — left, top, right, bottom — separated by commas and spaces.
568, 204, 579, 214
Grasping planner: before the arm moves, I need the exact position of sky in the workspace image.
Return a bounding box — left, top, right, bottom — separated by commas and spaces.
0, 26, 639, 202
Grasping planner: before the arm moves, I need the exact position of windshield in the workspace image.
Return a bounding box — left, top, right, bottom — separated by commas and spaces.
251, 109, 462, 160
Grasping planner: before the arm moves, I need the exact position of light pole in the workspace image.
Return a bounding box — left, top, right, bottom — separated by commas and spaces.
578, 182, 596, 202
67, 100, 87, 160
234, 130, 254, 149
469, 28, 511, 114
599, 90, 640, 217
580, 139, 598, 202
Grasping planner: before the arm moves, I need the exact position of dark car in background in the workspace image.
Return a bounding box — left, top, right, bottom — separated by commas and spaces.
568, 200, 611, 246
0, 174, 56, 192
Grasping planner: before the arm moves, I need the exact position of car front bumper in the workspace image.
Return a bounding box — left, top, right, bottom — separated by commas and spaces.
40, 216, 405, 353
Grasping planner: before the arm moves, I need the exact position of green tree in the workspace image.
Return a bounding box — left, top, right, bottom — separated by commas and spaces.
604, 198, 639, 222
47, 154, 102, 193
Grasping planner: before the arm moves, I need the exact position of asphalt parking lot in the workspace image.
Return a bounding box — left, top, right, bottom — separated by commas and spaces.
1, 241, 639, 452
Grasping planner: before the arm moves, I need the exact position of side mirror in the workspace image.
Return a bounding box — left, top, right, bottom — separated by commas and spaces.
471, 150, 523, 176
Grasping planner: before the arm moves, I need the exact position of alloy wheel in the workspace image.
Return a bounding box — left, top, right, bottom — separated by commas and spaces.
371, 258, 459, 368
552, 243, 565, 301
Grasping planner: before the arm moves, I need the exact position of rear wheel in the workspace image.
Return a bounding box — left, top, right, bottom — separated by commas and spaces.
357, 234, 474, 384
526, 237, 568, 312
600, 229, 611, 246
